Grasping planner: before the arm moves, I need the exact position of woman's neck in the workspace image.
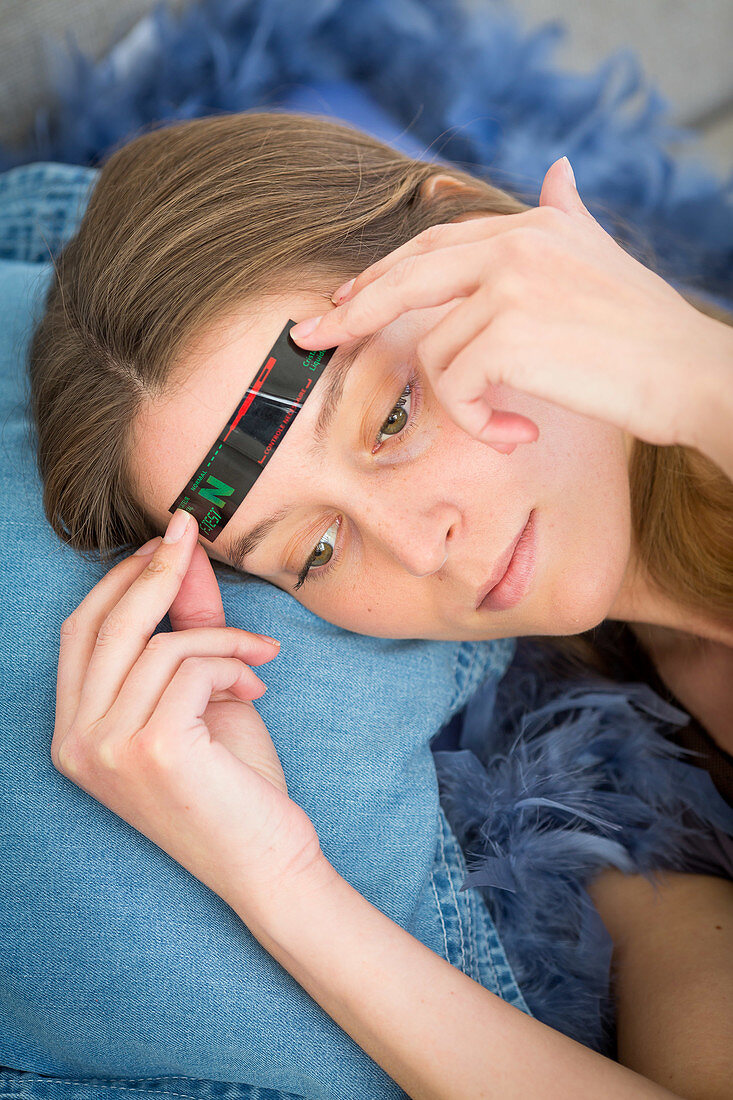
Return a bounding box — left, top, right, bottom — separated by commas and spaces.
604, 545, 733, 754
605, 554, 733, 653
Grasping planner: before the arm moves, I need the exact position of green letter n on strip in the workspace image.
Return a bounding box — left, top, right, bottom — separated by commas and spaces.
198, 476, 235, 509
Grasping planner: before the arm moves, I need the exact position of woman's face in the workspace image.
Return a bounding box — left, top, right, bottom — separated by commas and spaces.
131, 290, 635, 642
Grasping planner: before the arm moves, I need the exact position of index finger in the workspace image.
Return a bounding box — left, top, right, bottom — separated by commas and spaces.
60, 511, 276, 733
333, 214, 506, 303
56, 510, 199, 735
291, 236, 500, 351
290, 209, 530, 349
55, 537, 163, 736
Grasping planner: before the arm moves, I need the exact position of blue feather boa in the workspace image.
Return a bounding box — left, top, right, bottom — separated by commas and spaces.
433, 642, 733, 1055
1, 0, 731, 308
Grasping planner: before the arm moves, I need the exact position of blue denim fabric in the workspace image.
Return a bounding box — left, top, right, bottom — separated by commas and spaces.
0, 807, 527, 1100
0, 165, 529, 1099
0, 163, 99, 264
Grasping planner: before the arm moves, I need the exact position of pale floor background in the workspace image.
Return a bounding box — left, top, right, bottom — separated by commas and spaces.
0, 0, 732, 175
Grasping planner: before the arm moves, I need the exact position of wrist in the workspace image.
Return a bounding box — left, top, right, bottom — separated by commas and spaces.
236, 851, 343, 941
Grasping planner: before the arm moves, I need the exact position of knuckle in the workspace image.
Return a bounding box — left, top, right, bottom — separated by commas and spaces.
178, 654, 207, 676
60, 613, 80, 638
133, 725, 171, 769
145, 631, 175, 654
141, 555, 172, 579
502, 225, 544, 260
53, 735, 80, 776
95, 736, 124, 773
385, 254, 418, 289
418, 222, 450, 250
495, 270, 525, 307
96, 607, 127, 644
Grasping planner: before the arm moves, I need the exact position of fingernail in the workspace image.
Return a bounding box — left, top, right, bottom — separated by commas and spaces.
255, 633, 281, 648
331, 278, 355, 304
164, 508, 192, 543
290, 315, 323, 341
561, 155, 576, 187
134, 536, 163, 556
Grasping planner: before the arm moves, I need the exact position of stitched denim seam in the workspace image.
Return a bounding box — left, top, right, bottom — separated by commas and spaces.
474, 889, 532, 1013
448, 642, 478, 715
472, 888, 501, 991
0, 1083, 201, 1100
436, 813, 467, 973
458, 856, 477, 983
0, 1075, 304, 1100
439, 808, 502, 993
428, 862, 451, 966
442, 814, 485, 987
438, 812, 470, 977
459, 892, 477, 983
454, 828, 478, 983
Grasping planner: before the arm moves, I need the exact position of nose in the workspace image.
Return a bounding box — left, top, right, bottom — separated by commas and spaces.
359, 491, 459, 578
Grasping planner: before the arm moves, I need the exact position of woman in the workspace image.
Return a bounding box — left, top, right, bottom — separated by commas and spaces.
29, 111, 732, 1097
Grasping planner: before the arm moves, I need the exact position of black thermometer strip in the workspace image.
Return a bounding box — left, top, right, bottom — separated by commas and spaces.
169, 320, 336, 542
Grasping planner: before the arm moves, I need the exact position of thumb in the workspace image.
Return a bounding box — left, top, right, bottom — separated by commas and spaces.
538, 156, 595, 221
167, 539, 227, 631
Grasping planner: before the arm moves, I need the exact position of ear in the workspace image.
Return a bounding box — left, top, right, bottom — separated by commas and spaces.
419, 172, 480, 202
538, 156, 597, 224
419, 172, 501, 222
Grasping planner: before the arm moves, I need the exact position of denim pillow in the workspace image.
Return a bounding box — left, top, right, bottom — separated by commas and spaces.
0, 165, 524, 1099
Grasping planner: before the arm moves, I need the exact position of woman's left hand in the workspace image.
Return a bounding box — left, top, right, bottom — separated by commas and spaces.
52, 519, 327, 921
290, 157, 729, 455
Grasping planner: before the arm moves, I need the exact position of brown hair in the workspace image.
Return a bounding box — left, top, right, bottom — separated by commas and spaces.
26, 109, 733, 673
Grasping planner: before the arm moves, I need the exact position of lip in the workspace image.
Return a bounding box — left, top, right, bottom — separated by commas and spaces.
475, 509, 537, 612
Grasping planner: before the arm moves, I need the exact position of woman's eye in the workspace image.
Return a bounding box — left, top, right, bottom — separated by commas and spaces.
293, 516, 341, 590
375, 382, 412, 445
294, 376, 421, 591
308, 519, 338, 568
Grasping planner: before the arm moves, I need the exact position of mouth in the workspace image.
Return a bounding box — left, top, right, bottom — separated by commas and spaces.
475, 509, 537, 613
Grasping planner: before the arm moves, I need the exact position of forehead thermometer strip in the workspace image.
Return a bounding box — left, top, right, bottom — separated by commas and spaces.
169, 319, 336, 542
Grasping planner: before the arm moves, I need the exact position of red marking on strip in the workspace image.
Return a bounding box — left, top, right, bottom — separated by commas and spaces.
223, 357, 277, 442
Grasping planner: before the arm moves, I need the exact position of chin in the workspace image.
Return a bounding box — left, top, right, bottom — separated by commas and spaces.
531, 555, 623, 638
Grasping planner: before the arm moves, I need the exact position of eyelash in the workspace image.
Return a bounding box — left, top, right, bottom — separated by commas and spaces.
293, 373, 423, 591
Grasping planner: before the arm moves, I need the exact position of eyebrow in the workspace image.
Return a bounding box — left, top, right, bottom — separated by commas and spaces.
220, 331, 379, 572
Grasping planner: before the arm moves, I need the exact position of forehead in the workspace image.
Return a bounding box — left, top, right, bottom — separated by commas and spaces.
130, 291, 332, 541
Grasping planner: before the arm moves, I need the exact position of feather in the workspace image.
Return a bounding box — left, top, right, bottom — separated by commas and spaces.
0, 0, 730, 304
433, 643, 733, 1054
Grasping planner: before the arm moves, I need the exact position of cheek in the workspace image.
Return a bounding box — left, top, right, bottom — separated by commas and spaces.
526, 411, 633, 633
304, 579, 406, 637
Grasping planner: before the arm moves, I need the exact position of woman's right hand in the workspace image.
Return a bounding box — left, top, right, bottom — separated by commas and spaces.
292, 158, 733, 474
52, 508, 328, 917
